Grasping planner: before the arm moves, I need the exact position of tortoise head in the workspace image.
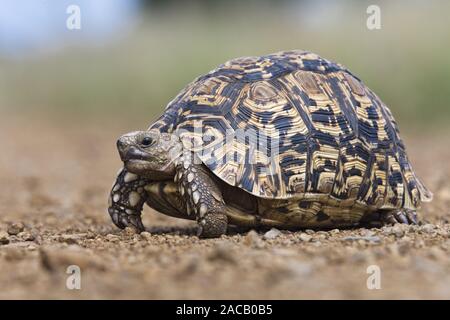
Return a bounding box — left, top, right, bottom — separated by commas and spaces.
117, 130, 182, 179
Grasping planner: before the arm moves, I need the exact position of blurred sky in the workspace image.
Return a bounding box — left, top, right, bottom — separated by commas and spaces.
0, 0, 140, 56
0, 0, 346, 57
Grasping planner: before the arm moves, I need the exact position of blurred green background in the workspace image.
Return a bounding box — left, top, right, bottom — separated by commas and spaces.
0, 0, 449, 130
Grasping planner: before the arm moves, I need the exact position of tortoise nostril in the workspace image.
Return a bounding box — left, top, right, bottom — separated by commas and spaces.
117, 138, 128, 154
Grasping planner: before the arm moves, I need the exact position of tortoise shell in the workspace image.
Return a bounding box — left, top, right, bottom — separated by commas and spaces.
150, 50, 432, 211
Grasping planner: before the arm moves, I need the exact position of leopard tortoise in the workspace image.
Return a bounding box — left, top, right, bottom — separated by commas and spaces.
108, 50, 432, 238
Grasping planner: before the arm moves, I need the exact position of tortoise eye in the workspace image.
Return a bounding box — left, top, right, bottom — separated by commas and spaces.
141, 136, 153, 147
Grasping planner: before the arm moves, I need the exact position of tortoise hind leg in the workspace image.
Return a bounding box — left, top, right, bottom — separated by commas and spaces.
360, 209, 418, 227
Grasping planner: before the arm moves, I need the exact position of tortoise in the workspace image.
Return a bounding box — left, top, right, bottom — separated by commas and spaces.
107, 50, 432, 238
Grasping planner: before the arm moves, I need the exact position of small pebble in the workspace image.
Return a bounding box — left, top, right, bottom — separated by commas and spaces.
391, 224, 406, 237
381, 226, 393, 236
140, 231, 152, 241
329, 229, 340, 235
18, 231, 35, 241
420, 224, 436, 234
124, 227, 137, 236
316, 234, 328, 240
263, 228, 282, 240
0, 231, 10, 245
7, 222, 25, 235
299, 233, 312, 242
243, 230, 264, 248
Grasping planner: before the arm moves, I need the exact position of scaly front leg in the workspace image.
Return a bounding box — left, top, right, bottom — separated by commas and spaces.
175, 153, 228, 238
108, 168, 149, 232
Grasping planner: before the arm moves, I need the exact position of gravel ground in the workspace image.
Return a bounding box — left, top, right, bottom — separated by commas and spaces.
0, 116, 449, 299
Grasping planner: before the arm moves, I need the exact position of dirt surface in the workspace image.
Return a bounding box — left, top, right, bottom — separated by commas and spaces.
0, 115, 449, 299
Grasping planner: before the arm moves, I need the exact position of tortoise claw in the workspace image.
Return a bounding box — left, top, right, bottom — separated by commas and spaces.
405, 210, 418, 225
380, 210, 418, 226
108, 207, 145, 233
394, 211, 409, 224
